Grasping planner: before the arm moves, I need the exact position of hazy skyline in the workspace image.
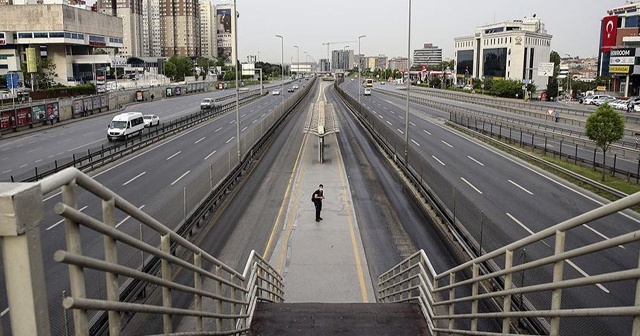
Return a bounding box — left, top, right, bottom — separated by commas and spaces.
232, 0, 623, 64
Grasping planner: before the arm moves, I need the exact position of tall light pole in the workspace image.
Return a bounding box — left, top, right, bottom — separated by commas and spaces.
294, 45, 299, 79
343, 46, 349, 71
564, 54, 573, 99
234, 0, 241, 161
404, 0, 412, 165
275, 35, 284, 103
358, 35, 366, 108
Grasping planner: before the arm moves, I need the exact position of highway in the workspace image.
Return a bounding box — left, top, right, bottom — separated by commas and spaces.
2, 77, 638, 334
339, 79, 640, 335
0, 79, 299, 334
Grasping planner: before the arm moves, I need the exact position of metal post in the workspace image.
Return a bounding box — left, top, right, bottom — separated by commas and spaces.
294, 45, 299, 79
404, 0, 412, 165
276, 35, 284, 105
102, 198, 121, 335
358, 35, 365, 111
0, 183, 51, 336
161, 234, 173, 334
501, 250, 514, 333
194, 253, 203, 332
234, 0, 241, 161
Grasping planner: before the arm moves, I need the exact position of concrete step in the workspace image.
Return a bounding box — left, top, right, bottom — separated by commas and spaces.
249, 302, 431, 336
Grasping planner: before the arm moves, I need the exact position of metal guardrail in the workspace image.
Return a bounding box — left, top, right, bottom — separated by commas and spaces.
378, 190, 640, 336
1, 168, 284, 336
8, 92, 262, 183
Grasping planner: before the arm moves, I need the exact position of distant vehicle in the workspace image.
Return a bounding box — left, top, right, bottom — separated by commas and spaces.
107, 112, 144, 141
272, 89, 280, 95
287, 87, 295, 92
463, 85, 473, 91
380, 81, 385, 85
293, 84, 299, 90
143, 114, 160, 127
594, 96, 616, 106
364, 88, 372, 96
363, 78, 374, 87
200, 98, 215, 110
583, 95, 612, 105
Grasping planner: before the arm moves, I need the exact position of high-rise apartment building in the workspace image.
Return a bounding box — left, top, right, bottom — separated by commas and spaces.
98, 0, 143, 56
200, 1, 215, 58
389, 57, 409, 71
159, 0, 200, 57
413, 43, 442, 67
141, 0, 161, 57
331, 49, 353, 71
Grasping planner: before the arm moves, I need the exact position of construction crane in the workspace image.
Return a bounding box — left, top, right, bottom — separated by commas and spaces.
322, 40, 357, 61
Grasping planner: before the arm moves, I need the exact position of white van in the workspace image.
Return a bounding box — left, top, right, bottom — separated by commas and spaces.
107, 112, 145, 141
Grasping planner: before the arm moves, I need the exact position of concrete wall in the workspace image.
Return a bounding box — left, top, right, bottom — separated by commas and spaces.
0, 5, 122, 38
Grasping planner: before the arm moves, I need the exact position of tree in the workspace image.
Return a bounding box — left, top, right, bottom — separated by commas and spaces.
196, 57, 210, 80
585, 103, 625, 181
546, 50, 562, 98
490, 79, 523, 98
164, 56, 193, 81
22, 57, 58, 90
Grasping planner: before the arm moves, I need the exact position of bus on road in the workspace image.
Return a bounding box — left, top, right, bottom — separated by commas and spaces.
363, 78, 373, 87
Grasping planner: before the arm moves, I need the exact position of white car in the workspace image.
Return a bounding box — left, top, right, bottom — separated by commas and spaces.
583, 95, 612, 105
272, 89, 280, 95
594, 96, 616, 106
364, 88, 372, 96
143, 114, 160, 127
610, 99, 627, 110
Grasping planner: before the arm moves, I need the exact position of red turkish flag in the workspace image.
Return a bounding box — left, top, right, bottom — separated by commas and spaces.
601, 15, 618, 52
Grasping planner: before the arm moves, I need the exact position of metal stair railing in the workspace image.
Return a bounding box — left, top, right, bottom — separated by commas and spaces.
378, 191, 640, 336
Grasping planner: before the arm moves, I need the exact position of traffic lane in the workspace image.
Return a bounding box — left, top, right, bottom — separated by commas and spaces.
0, 90, 279, 181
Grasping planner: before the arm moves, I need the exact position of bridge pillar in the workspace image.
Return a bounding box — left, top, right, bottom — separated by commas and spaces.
0, 183, 50, 336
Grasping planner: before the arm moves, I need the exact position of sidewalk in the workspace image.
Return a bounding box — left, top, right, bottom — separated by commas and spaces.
268, 129, 376, 303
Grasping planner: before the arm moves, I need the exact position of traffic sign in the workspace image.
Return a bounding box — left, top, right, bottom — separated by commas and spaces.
538, 62, 554, 77
6, 73, 19, 89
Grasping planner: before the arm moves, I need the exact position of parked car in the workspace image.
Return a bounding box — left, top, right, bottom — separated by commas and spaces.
143, 114, 160, 127
272, 89, 280, 95
583, 95, 612, 105
593, 96, 616, 106
200, 98, 215, 110
364, 88, 372, 96
610, 99, 629, 111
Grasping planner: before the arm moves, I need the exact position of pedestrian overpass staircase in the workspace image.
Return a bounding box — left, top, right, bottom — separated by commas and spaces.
4, 167, 640, 335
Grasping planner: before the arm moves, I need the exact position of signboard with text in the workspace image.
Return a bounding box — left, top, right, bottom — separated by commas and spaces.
610, 48, 636, 65
537, 62, 554, 77
609, 65, 631, 74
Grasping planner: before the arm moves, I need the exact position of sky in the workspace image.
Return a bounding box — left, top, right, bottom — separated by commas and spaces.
231, 0, 624, 64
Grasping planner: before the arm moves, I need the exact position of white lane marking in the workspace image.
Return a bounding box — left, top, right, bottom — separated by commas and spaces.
68, 139, 102, 152
506, 212, 608, 292
241, 113, 246, 118
61, 139, 71, 143
19, 164, 28, 169
194, 137, 206, 144
432, 155, 445, 166
171, 171, 190, 186
386, 121, 392, 125
253, 119, 258, 123
411, 139, 421, 147
508, 180, 534, 195
115, 205, 146, 228
409, 122, 416, 126
423, 130, 431, 135
83, 132, 95, 136
582, 224, 624, 249
241, 126, 248, 132
378, 114, 384, 119
123, 171, 146, 186
229, 120, 235, 124
46, 206, 88, 230
1, 307, 8, 317
35, 159, 42, 163
441, 140, 453, 148
204, 150, 217, 160
27, 148, 41, 153
261, 113, 266, 117
397, 128, 404, 134
166, 151, 182, 160
461, 177, 483, 194
214, 127, 223, 132
2, 169, 11, 174
226, 136, 235, 144
467, 156, 484, 166
399, 115, 404, 120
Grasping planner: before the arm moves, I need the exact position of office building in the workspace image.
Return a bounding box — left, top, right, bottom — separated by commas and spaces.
413, 43, 442, 68
331, 49, 354, 71
453, 15, 552, 89
0, 4, 123, 83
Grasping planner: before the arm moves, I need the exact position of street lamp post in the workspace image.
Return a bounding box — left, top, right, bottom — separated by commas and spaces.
294, 45, 299, 79
233, 0, 241, 161
358, 35, 366, 109
404, 0, 412, 164
275, 35, 284, 103
343, 46, 349, 71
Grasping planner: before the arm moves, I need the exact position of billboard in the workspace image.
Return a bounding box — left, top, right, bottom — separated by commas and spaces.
601, 15, 618, 52
537, 62, 554, 77
242, 63, 255, 76
26, 47, 37, 73
216, 8, 233, 64
610, 48, 635, 65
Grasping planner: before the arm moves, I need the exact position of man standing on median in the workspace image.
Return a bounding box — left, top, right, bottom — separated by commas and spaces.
312, 184, 325, 222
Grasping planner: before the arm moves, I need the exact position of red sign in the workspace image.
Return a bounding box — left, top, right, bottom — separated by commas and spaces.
602, 15, 618, 52
0, 40, 5, 45
89, 41, 106, 47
